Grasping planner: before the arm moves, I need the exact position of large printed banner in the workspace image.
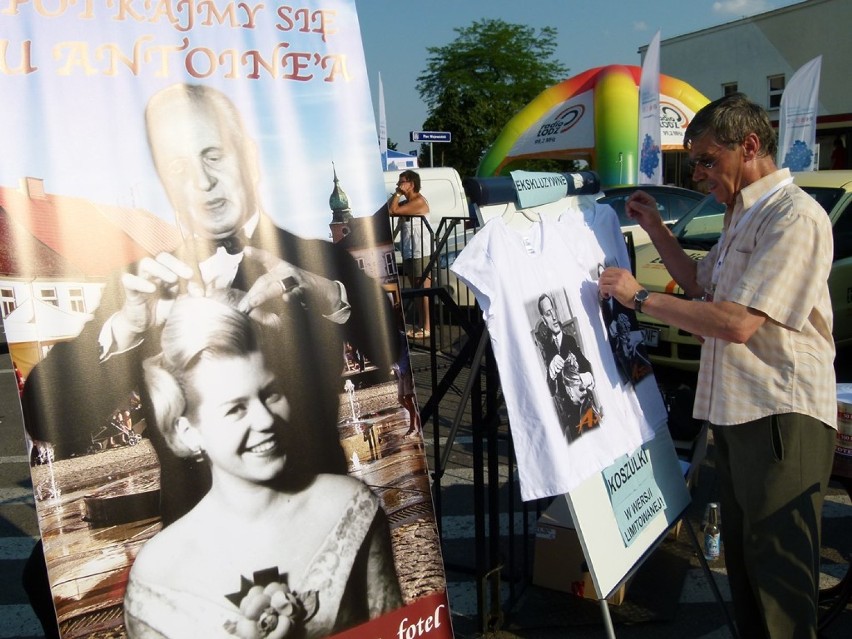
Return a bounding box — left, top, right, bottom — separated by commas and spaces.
1, 2, 452, 638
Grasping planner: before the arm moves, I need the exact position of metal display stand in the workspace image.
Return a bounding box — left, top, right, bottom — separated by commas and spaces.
407, 276, 740, 636
682, 518, 740, 637
422, 313, 735, 637
402, 172, 744, 636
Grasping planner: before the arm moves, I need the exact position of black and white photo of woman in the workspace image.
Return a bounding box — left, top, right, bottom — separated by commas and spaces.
123, 295, 403, 638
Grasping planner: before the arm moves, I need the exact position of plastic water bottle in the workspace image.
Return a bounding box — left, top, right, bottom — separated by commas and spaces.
703, 502, 721, 561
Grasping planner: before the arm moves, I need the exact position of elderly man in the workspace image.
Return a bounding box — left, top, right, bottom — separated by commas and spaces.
599, 93, 836, 639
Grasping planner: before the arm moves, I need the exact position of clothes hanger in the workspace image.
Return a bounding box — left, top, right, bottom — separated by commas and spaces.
501, 201, 541, 231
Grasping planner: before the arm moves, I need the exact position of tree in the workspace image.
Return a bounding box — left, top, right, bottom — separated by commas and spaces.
416, 19, 568, 177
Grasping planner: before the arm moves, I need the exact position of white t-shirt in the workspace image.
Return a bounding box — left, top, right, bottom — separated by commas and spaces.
452, 210, 657, 500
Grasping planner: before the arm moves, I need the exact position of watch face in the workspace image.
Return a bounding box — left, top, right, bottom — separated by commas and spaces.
635, 289, 649, 302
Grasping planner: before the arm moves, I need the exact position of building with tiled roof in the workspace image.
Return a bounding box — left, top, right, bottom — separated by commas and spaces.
327, 170, 399, 311
2, 178, 179, 277
0, 177, 181, 374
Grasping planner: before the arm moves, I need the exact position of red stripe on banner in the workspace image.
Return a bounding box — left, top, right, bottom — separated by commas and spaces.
329, 592, 453, 639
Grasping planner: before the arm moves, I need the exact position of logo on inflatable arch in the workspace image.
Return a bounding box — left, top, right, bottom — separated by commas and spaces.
536, 104, 586, 139
660, 101, 688, 131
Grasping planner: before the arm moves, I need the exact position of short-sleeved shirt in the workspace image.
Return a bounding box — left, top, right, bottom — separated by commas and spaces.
694, 168, 836, 428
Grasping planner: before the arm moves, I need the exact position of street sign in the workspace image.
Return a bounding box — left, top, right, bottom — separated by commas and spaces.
410, 131, 452, 143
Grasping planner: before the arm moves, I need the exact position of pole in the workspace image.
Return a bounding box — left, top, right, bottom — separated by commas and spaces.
683, 517, 739, 638
429, 142, 434, 167
599, 599, 617, 639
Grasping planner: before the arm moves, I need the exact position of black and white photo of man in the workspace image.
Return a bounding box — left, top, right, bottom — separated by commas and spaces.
534, 292, 602, 442
600, 294, 653, 385
594, 259, 653, 386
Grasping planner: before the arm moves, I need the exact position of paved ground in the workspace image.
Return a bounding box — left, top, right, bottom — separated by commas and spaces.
0, 341, 850, 638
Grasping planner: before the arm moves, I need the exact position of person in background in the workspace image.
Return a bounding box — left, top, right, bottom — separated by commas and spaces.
599, 92, 836, 639
389, 170, 432, 340
393, 329, 421, 438
831, 136, 846, 170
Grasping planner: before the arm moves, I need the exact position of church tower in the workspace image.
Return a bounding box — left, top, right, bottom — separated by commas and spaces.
328, 163, 353, 243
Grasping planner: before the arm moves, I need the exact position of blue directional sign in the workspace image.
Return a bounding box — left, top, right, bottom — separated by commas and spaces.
410, 131, 452, 143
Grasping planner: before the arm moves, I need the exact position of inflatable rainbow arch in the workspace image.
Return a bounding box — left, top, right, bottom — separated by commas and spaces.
477, 65, 710, 187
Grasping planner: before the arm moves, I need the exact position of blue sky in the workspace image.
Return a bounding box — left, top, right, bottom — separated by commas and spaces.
356, 0, 803, 155
0, 0, 804, 240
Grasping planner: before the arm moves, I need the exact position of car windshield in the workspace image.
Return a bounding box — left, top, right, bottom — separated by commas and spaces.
671, 187, 840, 250
599, 186, 704, 226
799, 187, 844, 214
670, 195, 727, 250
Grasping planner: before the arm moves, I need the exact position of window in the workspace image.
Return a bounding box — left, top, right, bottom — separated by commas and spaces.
69, 287, 86, 313
39, 287, 58, 307
832, 200, 852, 262
384, 251, 397, 276
768, 75, 785, 109
722, 82, 738, 96
1, 287, 16, 318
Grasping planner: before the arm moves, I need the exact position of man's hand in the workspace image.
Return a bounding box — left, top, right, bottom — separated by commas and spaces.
625, 190, 667, 235
112, 253, 197, 350
238, 246, 344, 320
548, 354, 565, 380
598, 267, 644, 310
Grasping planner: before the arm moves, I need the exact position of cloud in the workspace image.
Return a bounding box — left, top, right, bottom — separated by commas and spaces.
633, 20, 649, 32
712, 0, 771, 15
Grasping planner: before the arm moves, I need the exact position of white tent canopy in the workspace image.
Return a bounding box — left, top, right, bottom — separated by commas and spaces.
386, 149, 419, 171
4, 296, 91, 343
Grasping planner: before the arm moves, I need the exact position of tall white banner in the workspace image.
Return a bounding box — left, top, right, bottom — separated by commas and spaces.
379, 73, 388, 170
778, 55, 822, 172
638, 30, 662, 185
1, 3, 453, 637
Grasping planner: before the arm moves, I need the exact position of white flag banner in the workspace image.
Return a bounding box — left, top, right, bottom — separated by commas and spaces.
638, 30, 662, 185
379, 72, 388, 170
778, 55, 822, 171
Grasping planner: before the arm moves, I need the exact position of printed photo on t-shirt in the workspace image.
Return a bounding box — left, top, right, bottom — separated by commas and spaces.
531, 289, 603, 443
594, 261, 654, 386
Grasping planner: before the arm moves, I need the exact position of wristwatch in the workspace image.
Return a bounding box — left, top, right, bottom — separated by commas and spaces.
633, 288, 650, 313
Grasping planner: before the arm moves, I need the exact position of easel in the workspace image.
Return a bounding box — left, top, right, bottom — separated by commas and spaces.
449, 171, 736, 638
